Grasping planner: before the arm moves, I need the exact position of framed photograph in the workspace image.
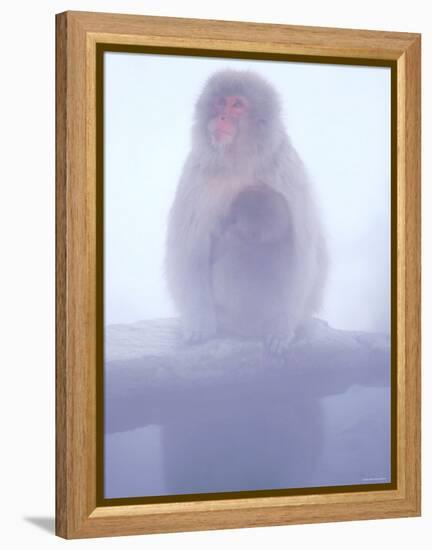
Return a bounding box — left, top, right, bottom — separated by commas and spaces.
56, 11, 421, 539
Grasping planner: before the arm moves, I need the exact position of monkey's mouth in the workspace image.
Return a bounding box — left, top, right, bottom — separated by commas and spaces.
212, 129, 235, 147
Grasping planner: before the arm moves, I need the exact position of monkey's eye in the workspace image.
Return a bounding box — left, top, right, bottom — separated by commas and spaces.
233, 99, 244, 108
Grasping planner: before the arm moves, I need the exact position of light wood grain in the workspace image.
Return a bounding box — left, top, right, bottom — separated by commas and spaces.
75, 10, 418, 59
56, 11, 98, 537
55, 10, 421, 539
402, 36, 421, 513
55, 12, 67, 538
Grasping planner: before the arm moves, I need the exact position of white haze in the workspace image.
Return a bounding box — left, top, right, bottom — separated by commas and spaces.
104, 52, 391, 333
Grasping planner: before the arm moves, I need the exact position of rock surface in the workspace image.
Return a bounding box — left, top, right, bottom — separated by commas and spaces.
105, 318, 390, 433
104, 318, 391, 496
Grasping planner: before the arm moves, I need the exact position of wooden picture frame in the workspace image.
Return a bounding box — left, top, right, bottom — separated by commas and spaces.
56, 11, 421, 539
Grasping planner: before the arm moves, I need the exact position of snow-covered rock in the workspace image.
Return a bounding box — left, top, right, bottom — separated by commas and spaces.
104, 318, 391, 497
105, 317, 390, 433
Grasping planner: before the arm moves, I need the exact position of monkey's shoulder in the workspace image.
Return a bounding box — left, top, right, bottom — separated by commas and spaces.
179, 175, 246, 222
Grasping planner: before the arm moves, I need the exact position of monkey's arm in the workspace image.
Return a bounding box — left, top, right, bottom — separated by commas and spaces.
262, 152, 328, 354
181, 239, 217, 344
165, 198, 217, 344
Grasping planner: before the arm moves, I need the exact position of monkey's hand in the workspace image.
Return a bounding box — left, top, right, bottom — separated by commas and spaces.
182, 312, 217, 345
264, 331, 295, 356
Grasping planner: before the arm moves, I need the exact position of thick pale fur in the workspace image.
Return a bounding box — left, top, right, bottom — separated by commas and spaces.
165, 69, 328, 352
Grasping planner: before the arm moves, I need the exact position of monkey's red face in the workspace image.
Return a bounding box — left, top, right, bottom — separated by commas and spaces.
208, 95, 249, 147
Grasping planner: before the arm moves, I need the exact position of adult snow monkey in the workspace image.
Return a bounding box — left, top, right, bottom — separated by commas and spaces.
165, 69, 328, 354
